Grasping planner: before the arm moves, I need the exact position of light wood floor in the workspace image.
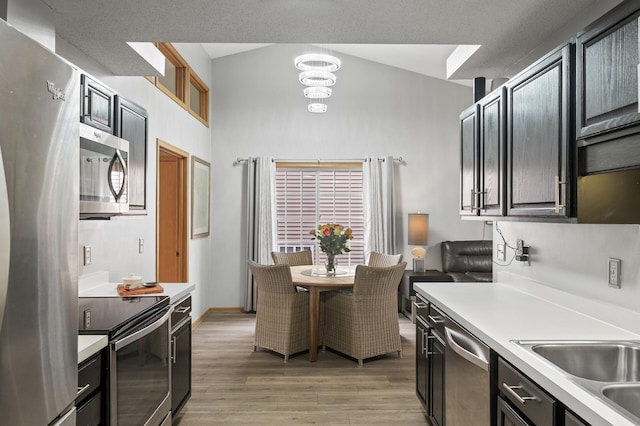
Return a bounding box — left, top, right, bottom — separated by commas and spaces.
173, 311, 431, 425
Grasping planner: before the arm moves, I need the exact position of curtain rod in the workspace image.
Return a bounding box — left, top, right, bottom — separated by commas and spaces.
234, 156, 403, 164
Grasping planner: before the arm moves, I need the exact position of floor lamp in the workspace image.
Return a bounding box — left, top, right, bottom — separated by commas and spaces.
408, 213, 429, 272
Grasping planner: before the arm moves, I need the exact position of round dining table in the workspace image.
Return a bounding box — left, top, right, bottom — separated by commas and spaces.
289, 265, 356, 362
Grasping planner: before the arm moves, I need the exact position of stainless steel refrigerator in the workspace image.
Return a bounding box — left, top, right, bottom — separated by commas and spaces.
0, 18, 79, 426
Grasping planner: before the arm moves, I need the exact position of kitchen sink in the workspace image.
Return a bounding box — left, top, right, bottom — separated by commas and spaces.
514, 340, 640, 424
528, 341, 640, 382
602, 384, 640, 419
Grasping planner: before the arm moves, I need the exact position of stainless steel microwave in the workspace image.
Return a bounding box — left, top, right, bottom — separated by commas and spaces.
80, 123, 129, 216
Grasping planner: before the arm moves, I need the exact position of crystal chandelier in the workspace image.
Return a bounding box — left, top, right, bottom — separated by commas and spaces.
295, 53, 341, 72
308, 103, 328, 113
295, 51, 341, 113
304, 87, 332, 99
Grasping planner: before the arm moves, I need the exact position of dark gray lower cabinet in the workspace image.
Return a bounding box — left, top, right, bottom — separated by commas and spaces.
565, 411, 589, 426
172, 317, 192, 417
498, 357, 559, 425
415, 296, 445, 426
171, 295, 192, 419
77, 349, 106, 426
497, 396, 530, 426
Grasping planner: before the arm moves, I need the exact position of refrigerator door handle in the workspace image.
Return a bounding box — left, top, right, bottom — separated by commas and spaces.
0, 144, 9, 333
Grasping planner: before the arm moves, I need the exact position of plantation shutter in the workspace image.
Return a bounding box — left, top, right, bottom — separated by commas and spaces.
275, 163, 365, 265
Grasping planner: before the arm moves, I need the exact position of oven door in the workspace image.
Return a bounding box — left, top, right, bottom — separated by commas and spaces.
110, 305, 172, 426
80, 123, 129, 215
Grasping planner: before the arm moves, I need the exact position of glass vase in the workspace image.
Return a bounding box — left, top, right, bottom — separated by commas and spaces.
325, 254, 336, 275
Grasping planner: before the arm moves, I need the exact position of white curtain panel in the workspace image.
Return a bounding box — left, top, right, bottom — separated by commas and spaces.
363, 156, 397, 262
243, 156, 276, 311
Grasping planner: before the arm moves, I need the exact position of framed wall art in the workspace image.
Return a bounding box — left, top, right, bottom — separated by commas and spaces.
191, 156, 211, 238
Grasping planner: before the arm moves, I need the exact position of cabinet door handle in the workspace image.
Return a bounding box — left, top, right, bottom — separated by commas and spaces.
77, 383, 91, 397
470, 189, 477, 211
555, 175, 568, 213
502, 383, 538, 405
172, 335, 177, 364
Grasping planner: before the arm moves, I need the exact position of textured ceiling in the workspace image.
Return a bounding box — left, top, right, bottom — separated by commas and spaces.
41, 0, 623, 80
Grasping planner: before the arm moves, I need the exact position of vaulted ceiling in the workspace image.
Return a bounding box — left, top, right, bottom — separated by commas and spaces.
42, 0, 623, 83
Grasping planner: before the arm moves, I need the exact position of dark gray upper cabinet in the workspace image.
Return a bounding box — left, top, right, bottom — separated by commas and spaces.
576, 0, 640, 140
81, 74, 114, 134
115, 96, 148, 212
478, 88, 506, 216
506, 43, 574, 218
459, 105, 478, 216
459, 90, 506, 218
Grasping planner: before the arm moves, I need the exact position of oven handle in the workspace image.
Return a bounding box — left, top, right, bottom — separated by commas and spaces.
112, 306, 173, 351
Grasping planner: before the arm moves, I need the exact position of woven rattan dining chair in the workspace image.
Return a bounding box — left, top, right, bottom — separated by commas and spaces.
248, 260, 309, 362
270, 249, 325, 345
271, 250, 313, 266
323, 262, 407, 367
367, 251, 403, 267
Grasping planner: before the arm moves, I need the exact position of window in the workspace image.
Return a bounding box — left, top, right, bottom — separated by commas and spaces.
275, 162, 364, 265
148, 43, 209, 127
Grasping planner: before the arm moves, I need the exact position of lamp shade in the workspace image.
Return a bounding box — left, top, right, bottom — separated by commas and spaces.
408, 213, 429, 245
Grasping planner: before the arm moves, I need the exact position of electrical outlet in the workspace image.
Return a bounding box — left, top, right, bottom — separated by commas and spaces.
83, 245, 92, 266
608, 258, 621, 288
497, 244, 506, 261
83, 309, 91, 328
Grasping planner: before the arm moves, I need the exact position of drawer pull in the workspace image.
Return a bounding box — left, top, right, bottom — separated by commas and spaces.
175, 306, 191, 314
502, 383, 538, 405
413, 301, 427, 310
428, 314, 444, 324
77, 383, 91, 397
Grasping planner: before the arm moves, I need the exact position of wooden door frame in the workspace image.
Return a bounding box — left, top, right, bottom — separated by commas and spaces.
156, 139, 189, 282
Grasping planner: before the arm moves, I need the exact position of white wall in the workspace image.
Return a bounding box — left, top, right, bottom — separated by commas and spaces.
55, 40, 488, 314
209, 44, 487, 308
493, 221, 640, 313
56, 40, 213, 320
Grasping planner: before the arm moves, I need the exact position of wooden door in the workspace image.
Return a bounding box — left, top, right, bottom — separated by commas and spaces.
157, 141, 188, 282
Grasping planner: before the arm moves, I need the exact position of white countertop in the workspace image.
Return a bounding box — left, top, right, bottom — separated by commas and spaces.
78, 335, 108, 364
414, 277, 640, 426
79, 281, 195, 304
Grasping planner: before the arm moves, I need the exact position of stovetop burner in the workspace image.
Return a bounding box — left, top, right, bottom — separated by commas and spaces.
78, 296, 169, 337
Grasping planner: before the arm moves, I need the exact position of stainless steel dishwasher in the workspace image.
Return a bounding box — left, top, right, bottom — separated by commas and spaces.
444, 317, 491, 426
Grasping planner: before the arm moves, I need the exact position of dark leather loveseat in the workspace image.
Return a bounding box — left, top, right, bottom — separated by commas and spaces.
441, 240, 493, 282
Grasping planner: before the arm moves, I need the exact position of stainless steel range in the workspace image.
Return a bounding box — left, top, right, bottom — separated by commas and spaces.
79, 296, 173, 426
